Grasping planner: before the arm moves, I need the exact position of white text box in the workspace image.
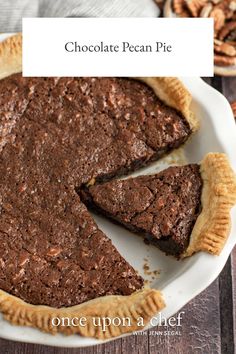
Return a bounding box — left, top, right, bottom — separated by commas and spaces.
23, 18, 214, 77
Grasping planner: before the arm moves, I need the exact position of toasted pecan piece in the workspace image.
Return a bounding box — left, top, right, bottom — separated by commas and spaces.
214, 0, 235, 19
210, 8, 226, 34
200, 2, 213, 16
173, 0, 192, 16
214, 38, 236, 55
185, 0, 207, 16
214, 53, 236, 65
219, 21, 236, 40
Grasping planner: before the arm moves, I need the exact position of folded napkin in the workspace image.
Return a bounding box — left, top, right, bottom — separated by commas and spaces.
1, 0, 159, 32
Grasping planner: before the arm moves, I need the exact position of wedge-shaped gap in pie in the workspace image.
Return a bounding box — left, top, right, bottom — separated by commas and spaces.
81, 153, 236, 258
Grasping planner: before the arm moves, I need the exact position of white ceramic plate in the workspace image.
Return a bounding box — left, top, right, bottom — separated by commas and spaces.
0, 34, 236, 348
163, 0, 236, 77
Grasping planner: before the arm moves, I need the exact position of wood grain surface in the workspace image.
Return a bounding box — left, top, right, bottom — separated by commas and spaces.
0, 76, 235, 354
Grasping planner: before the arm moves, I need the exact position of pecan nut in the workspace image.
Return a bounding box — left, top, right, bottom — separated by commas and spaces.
185, 0, 208, 16
214, 53, 236, 65
214, 38, 236, 55
219, 21, 236, 40
210, 8, 226, 34
200, 2, 213, 16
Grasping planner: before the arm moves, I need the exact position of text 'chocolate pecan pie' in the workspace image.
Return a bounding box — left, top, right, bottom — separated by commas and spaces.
0, 34, 201, 339
81, 153, 236, 258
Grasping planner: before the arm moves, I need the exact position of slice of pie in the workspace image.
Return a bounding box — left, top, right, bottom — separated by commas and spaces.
81, 153, 236, 258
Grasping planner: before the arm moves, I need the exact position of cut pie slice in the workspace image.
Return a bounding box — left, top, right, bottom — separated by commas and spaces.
81, 153, 236, 258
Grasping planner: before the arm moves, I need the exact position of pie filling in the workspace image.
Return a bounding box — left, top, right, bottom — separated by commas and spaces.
0, 74, 192, 307
81, 165, 203, 257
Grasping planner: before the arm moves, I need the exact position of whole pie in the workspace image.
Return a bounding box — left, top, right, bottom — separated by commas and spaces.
81, 153, 236, 258
0, 34, 235, 340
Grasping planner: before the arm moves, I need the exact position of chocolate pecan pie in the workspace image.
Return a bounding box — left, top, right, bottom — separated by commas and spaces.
0, 34, 202, 339
81, 153, 236, 258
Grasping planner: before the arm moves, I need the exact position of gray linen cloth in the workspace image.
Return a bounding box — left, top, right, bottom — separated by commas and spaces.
1, 0, 159, 32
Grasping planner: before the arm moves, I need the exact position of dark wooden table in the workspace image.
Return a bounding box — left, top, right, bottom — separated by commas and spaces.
0, 76, 235, 354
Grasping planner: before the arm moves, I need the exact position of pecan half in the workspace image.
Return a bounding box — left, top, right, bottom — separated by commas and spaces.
214, 53, 236, 65
173, 0, 192, 16
214, 0, 235, 19
200, 2, 213, 16
219, 21, 236, 40
214, 38, 236, 55
185, 0, 208, 16
210, 8, 226, 34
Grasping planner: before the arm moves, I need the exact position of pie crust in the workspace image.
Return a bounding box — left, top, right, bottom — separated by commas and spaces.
0, 34, 22, 80
184, 153, 236, 257
0, 288, 164, 339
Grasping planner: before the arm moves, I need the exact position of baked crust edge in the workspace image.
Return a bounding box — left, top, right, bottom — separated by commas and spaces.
0, 33, 22, 79
0, 288, 165, 339
183, 153, 236, 257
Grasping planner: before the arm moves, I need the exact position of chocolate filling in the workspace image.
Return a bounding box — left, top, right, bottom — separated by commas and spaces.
81, 165, 203, 257
0, 74, 192, 307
